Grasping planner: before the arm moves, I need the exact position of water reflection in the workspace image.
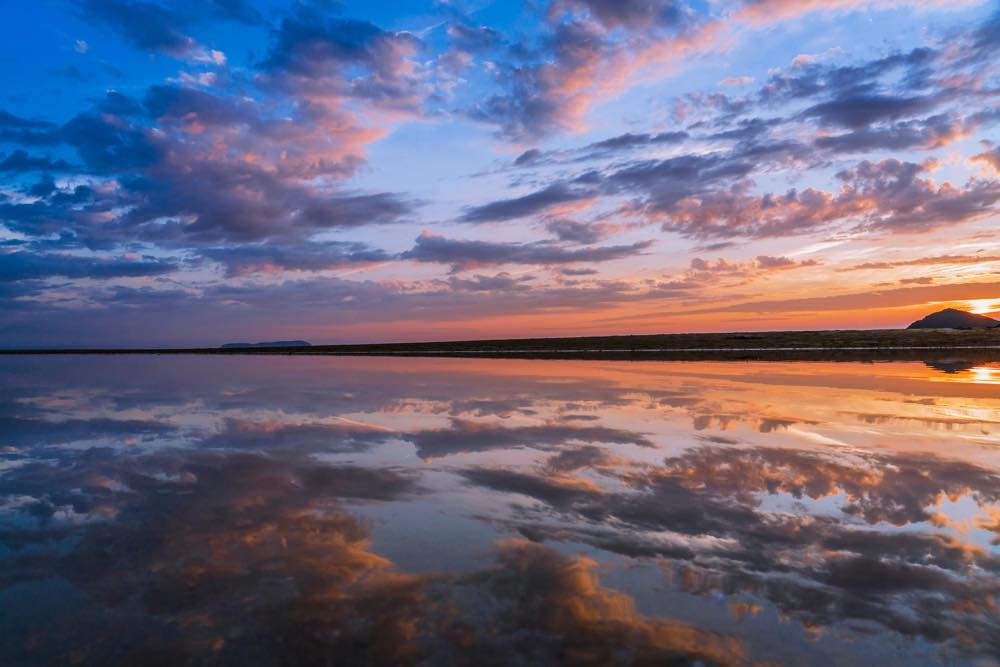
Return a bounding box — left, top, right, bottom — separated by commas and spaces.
1, 356, 999, 665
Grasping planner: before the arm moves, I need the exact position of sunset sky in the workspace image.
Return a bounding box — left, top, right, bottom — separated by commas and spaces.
1, 0, 998, 346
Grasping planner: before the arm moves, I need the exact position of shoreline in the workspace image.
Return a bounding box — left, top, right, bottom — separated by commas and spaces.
3, 329, 1000, 362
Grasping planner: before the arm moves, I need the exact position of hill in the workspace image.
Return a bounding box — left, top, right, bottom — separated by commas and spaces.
907, 308, 999, 329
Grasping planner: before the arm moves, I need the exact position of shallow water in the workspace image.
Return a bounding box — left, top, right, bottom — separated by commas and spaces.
1, 355, 999, 666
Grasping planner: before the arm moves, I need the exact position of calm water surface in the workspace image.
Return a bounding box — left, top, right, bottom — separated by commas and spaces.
2, 356, 1000, 666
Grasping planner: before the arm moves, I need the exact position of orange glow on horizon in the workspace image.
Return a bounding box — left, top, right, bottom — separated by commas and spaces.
964, 299, 1000, 316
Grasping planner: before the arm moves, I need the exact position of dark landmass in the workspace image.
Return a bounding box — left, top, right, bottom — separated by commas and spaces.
4, 328, 1000, 362
907, 308, 998, 329
221, 340, 312, 349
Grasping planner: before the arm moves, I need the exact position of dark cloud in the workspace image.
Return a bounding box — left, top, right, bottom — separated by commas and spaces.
95, 90, 144, 117
607, 151, 758, 210
802, 93, 940, 129
263, 15, 398, 74
123, 166, 413, 244
401, 232, 652, 271
0, 251, 177, 282
468, 20, 613, 140
202, 241, 391, 276
513, 147, 543, 166
0, 110, 53, 130
554, 0, 694, 30
559, 266, 599, 276
406, 417, 652, 459
142, 84, 255, 125
755, 255, 817, 269
758, 47, 937, 107
445, 272, 534, 292
813, 113, 971, 153
204, 0, 266, 26
0, 149, 71, 172
544, 218, 609, 244
73, 0, 265, 57
0, 415, 174, 449
259, 10, 424, 108
60, 111, 163, 173
584, 129, 688, 152
462, 466, 603, 508
446, 22, 503, 53
544, 444, 623, 472
76, 0, 199, 56
458, 182, 593, 223
198, 417, 394, 453
0, 110, 60, 145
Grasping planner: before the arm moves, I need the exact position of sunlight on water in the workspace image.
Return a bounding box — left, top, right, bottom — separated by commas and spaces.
1, 356, 1000, 666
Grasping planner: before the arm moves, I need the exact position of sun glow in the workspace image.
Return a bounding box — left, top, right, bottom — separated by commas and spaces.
964, 299, 1000, 315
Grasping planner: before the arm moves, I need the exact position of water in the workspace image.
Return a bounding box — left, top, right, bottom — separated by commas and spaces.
1, 355, 999, 666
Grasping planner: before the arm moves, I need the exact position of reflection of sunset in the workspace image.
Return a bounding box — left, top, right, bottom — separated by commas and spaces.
970, 366, 1000, 385
931, 363, 1000, 386
3, 355, 1000, 664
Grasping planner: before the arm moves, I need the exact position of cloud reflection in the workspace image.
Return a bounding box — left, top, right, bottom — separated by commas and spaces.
2, 356, 1000, 663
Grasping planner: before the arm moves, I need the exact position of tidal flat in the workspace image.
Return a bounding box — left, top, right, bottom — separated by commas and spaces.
1, 355, 1000, 665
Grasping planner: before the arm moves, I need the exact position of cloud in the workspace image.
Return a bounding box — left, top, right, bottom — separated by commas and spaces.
736, 0, 971, 26
0, 150, 71, 173
202, 241, 391, 277
552, 0, 696, 30
544, 218, 612, 244
458, 182, 595, 223
974, 145, 1000, 174
406, 417, 652, 459
76, 0, 200, 57
837, 253, 1000, 271
623, 157, 1000, 239
74, 0, 266, 57
688, 254, 817, 276
814, 113, 975, 153
802, 93, 940, 129
197, 418, 394, 453
469, 11, 717, 141
583, 130, 689, 154
753, 254, 818, 269
446, 272, 535, 292
259, 10, 426, 111
446, 22, 503, 53
401, 232, 652, 271
0, 251, 177, 282
464, 444, 1000, 654
0, 431, 747, 665
60, 111, 163, 173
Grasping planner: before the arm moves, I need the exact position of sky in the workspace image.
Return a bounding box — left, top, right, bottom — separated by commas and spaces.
0, 0, 998, 347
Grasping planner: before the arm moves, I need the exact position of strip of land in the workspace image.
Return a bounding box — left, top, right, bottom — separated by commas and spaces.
4, 328, 1000, 362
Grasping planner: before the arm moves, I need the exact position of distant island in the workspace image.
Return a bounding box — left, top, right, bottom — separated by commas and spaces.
220, 340, 312, 349
907, 308, 999, 329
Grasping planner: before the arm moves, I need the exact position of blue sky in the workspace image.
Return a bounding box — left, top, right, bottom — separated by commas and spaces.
1, 0, 999, 346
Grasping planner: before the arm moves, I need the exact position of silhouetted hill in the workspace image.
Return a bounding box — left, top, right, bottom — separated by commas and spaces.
907, 308, 999, 329
220, 340, 312, 349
